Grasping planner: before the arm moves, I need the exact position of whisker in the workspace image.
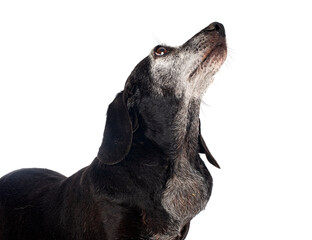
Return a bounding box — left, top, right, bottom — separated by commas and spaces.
152, 34, 162, 45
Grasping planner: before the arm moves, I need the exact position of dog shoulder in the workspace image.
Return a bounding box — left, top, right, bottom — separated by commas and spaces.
0, 168, 66, 204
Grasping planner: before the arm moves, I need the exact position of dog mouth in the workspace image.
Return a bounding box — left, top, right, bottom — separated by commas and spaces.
189, 42, 227, 79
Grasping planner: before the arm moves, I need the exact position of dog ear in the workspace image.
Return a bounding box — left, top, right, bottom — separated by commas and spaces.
198, 120, 220, 168
97, 91, 134, 165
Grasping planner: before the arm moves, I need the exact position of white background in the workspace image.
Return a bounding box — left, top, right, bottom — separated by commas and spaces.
1, 0, 311, 239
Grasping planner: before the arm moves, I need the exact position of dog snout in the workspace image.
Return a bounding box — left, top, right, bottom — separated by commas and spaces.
207, 22, 226, 37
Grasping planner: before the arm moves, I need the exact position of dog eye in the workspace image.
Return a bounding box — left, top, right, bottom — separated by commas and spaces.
155, 46, 168, 56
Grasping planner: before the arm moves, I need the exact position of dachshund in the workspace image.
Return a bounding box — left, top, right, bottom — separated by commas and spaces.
0, 22, 227, 240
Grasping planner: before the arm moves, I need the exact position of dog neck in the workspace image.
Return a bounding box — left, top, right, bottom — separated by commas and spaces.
135, 95, 201, 160
134, 94, 211, 229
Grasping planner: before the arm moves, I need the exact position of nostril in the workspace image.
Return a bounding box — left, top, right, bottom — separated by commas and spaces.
207, 23, 216, 31
207, 22, 226, 37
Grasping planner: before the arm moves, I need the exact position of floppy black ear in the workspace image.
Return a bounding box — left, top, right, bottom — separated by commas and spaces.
97, 91, 133, 165
198, 120, 220, 168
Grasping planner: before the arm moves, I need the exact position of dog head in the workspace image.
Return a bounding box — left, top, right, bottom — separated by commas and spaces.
125, 22, 226, 100
97, 22, 227, 166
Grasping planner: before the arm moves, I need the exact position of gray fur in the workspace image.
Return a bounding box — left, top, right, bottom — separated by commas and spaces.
125, 22, 227, 239
147, 26, 227, 237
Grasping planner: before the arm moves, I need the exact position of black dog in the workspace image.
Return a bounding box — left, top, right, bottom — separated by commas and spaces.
0, 22, 227, 240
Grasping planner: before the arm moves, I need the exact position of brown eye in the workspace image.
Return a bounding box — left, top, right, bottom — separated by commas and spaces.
155, 46, 168, 56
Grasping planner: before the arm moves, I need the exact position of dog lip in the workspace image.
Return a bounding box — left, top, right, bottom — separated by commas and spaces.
189, 43, 226, 79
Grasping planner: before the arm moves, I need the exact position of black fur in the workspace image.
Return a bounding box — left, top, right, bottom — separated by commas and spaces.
0, 22, 227, 240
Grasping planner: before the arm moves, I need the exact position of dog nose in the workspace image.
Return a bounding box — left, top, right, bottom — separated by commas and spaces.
207, 22, 226, 37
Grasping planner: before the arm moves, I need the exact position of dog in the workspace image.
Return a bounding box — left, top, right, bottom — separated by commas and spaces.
0, 22, 227, 240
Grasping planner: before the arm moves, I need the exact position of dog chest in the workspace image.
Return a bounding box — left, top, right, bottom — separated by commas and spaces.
161, 156, 210, 227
